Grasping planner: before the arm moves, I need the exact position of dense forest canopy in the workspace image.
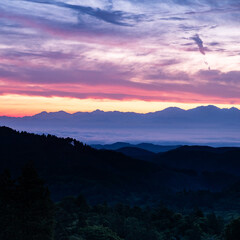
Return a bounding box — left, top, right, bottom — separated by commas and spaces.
0, 166, 240, 240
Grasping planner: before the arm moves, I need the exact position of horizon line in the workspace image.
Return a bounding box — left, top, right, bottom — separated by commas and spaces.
1, 104, 240, 118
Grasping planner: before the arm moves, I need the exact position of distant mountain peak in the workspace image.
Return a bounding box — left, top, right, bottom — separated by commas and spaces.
92, 109, 104, 113
195, 105, 220, 110
162, 107, 185, 112
229, 107, 239, 112
188, 105, 222, 113
57, 110, 68, 114
34, 111, 48, 116
33, 110, 70, 118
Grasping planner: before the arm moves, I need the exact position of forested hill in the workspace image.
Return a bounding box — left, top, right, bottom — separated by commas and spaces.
0, 126, 161, 202
1, 126, 240, 208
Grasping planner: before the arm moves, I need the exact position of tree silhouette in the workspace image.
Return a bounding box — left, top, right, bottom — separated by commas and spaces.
0, 170, 18, 239
15, 163, 55, 240
224, 218, 240, 240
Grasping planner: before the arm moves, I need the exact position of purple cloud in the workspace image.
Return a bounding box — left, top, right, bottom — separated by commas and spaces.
191, 34, 206, 55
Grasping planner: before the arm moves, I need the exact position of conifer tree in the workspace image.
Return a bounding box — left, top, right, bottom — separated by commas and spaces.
0, 170, 18, 240
16, 163, 55, 240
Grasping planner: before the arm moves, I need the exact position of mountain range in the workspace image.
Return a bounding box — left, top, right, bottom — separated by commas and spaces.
0, 105, 240, 146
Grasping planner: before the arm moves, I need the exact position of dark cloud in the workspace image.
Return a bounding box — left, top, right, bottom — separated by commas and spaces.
24, 0, 144, 26
197, 70, 240, 85
145, 70, 190, 81
209, 42, 220, 46
159, 17, 187, 21
191, 34, 205, 55
184, 5, 240, 16
180, 25, 207, 32
0, 49, 75, 60
157, 59, 181, 66
0, 8, 138, 47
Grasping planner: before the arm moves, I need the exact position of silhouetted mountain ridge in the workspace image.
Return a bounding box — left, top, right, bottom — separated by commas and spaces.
1, 105, 240, 125
92, 142, 180, 153
116, 147, 156, 161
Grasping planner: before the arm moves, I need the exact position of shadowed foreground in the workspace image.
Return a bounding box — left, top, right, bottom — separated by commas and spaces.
1, 166, 240, 240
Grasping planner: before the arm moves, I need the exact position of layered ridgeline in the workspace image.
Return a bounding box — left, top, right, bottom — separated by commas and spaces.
92, 142, 180, 153
1, 105, 240, 145
1, 126, 240, 211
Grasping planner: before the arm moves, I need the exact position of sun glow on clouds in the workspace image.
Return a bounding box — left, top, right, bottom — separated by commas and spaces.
0, 0, 240, 115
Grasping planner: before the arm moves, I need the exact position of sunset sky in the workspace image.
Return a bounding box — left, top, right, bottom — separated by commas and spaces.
0, 0, 240, 116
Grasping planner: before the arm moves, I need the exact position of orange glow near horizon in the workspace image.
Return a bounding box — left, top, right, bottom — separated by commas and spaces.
0, 94, 239, 117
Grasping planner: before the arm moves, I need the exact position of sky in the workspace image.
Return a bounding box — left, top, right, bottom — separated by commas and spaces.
0, 0, 240, 116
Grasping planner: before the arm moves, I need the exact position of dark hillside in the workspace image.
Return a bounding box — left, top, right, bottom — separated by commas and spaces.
0, 127, 164, 202
154, 145, 240, 175
1, 126, 240, 206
